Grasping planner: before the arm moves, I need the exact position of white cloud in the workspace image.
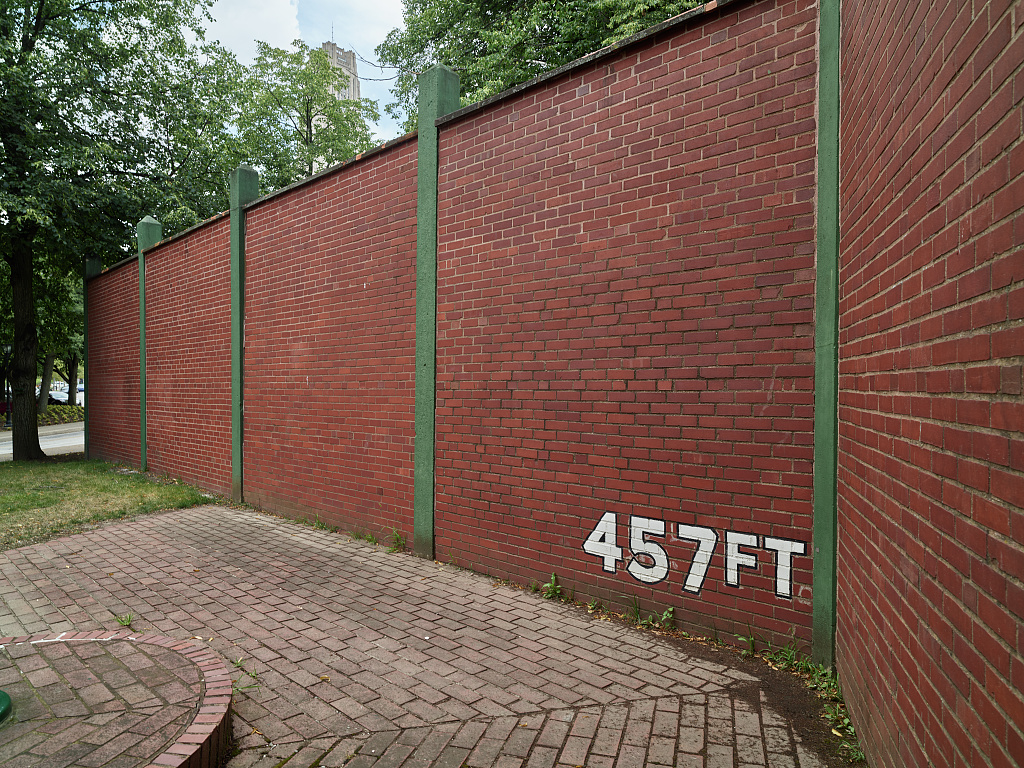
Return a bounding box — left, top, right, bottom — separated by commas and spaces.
205, 0, 302, 64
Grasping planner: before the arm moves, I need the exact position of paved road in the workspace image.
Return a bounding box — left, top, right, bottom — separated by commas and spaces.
0, 506, 831, 768
0, 420, 84, 461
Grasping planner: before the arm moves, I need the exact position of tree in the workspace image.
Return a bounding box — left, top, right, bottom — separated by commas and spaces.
131, 41, 249, 234
37, 271, 83, 410
238, 40, 379, 190
376, 0, 701, 132
0, 0, 212, 459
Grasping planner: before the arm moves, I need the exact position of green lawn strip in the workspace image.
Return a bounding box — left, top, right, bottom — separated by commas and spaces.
0, 459, 207, 551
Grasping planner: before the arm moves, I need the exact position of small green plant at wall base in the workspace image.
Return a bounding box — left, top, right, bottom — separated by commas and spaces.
541, 573, 563, 599
587, 598, 603, 613
639, 607, 674, 629
364, 532, 378, 545
738, 627, 756, 658
625, 595, 643, 625
386, 527, 406, 553
312, 515, 331, 531
748, 639, 866, 763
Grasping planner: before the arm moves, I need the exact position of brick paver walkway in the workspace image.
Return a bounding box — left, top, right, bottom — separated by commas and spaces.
0, 507, 827, 767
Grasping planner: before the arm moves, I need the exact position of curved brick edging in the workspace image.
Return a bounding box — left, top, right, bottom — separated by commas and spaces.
0, 631, 232, 768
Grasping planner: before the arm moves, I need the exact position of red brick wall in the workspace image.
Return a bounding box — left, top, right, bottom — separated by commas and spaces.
145, 216, 232, 495
86, 261, 141, 466
434, 0, 820, 645
837, 1, 1024, 765
242, 139, 419, 538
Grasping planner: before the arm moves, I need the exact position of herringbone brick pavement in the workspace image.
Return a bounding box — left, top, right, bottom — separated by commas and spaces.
0, 507, 827, 767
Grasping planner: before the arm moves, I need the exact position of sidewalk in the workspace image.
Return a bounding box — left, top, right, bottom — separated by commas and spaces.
0, 421, 84, 462
0, 507, 833, 767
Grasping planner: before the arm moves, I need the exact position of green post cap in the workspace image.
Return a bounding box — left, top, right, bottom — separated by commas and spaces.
0, 689, 12, 724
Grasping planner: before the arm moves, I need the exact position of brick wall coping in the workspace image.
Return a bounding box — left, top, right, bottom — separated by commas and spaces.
241, 131, 419, 215
89, 0, 749, 281
91, 251, 140, 280
436, 0, 746, 129
0, 631, 232, 768
88, 212, 231, 281
90, 133, 420, 283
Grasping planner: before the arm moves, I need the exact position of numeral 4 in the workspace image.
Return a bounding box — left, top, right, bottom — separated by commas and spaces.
582, 511, 623, 572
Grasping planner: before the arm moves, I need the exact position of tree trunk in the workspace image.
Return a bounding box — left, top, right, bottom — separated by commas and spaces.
67, 354, 79, 407
37, 352, 55, 414
7, 228, 46, 460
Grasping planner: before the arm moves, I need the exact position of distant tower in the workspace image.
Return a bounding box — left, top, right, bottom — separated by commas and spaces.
321, 41, 360, 101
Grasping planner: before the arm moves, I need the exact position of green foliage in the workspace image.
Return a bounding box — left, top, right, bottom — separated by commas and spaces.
541, 572, 563, 599
115, 613, 134, 627
625, 594, 643, 624
238, 40, 379, 188
386, 527, 407, 553
376, 0, 701, 130
35, 404, 84, 426
738, 628, 757, 658
232, 656, 260, 689
0, 0, 216, 259
639, 606, 674, 629
741, 636, 867, 763
132, 40, 249, 233
624, 596, 674, 628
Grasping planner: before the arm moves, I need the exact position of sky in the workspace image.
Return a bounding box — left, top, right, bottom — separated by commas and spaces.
204, 0, 408, 141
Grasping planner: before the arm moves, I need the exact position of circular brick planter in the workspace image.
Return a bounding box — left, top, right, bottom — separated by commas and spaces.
0, 631, 232, 768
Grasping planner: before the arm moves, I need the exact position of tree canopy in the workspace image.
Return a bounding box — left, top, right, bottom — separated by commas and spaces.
376, 0, 701, 131
239, 40, 379, 190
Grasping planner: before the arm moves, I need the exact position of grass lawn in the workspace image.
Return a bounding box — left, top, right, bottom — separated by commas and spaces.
0, 456, 208, 551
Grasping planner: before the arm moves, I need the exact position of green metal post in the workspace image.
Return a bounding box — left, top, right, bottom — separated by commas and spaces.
413, 66, 461, 559
83, 256, 102, 458
812, 0, 841, 668
136, 216, 162, 471
230, 165, 260, 502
